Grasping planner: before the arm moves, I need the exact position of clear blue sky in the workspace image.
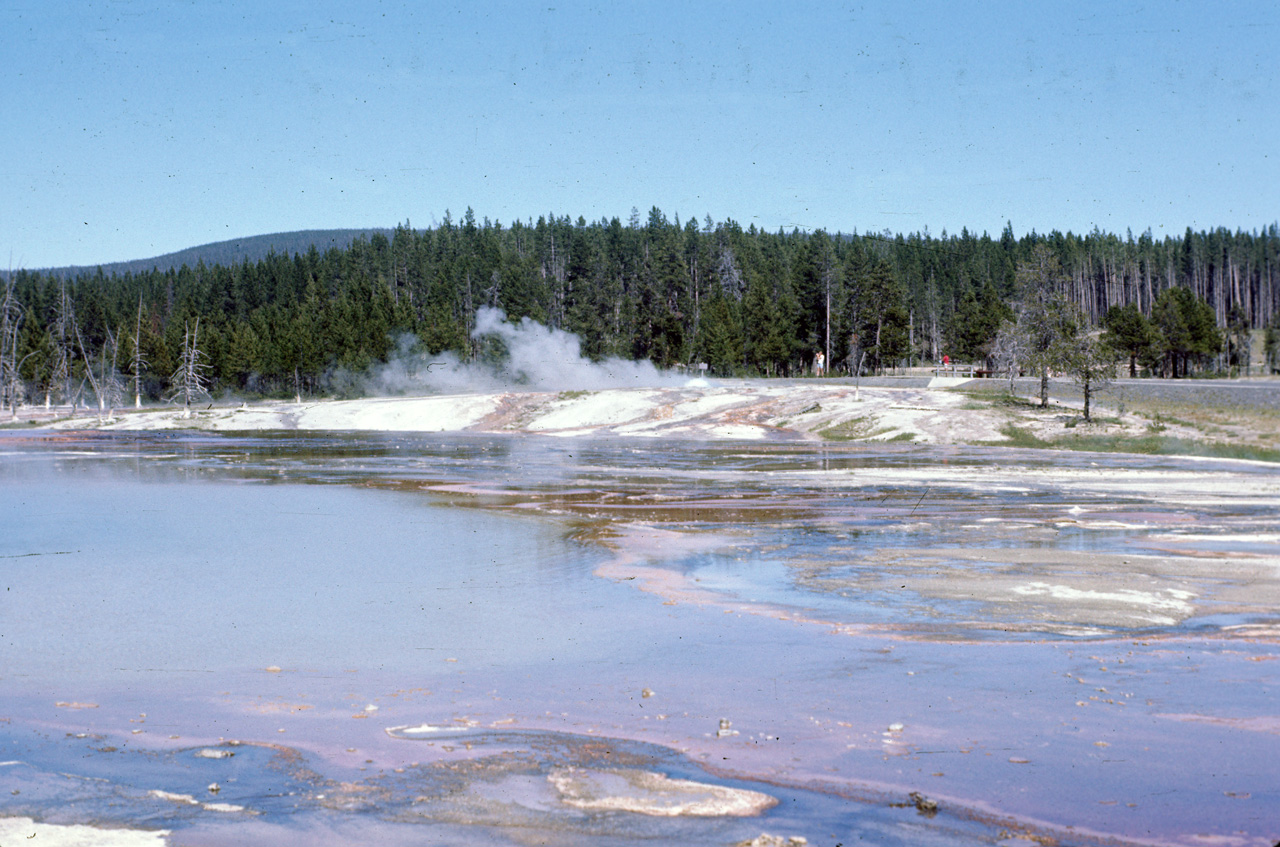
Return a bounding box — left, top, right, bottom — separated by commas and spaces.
4, 0, 1277, 269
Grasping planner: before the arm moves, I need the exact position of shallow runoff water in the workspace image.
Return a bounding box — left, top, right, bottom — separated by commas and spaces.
1, 431, 1277, 847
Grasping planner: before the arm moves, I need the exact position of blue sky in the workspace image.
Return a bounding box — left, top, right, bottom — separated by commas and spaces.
3, 0, 1276, 268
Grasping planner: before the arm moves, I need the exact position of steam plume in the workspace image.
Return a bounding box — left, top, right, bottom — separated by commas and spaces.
351, 308, 696, 395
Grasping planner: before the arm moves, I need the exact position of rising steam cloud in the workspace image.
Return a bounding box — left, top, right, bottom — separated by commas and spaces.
353, 307, 695, 395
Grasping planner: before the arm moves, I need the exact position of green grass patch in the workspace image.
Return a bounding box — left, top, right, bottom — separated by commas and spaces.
556, 390, 594, 401
1054, 432, 1174, 455
990, 423, 1280, 463
958, 379, 1279, 461
1058, 432, 1280, 462
818, 416, 876, 441
949, 386, 1050, 413
0, 414, 79, 429
818, 415, 910, 442
1135, 409, 1200, 431
0, 419, 44, 429
1114, 393, 1275, 439
991, 424, 1053, 449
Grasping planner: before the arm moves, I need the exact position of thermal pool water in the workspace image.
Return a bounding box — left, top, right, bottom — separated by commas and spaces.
1, 431, 1277, 846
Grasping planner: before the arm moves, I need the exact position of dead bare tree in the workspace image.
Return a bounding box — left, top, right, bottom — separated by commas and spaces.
73, 323, 102, 421
168, 318, 210, 418
990, 319, 1027, 395
99, 329, 125, 419
48, 279, 75, 410
1, 275, 25, 419
131, 296, 148, 408
75, 324, 125, 423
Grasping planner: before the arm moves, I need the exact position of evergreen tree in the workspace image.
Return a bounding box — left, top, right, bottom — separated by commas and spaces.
1065, 332, 1116, 421
1225, 304, 1252, 376
1015, 246, 1078, 406
695, 291, 743, 374
1264, 320, 1280, 375
846, 257, 909, 373
4, 213, 1276, 404
1101, 302, 1159, 378
742, 272, 790, 375
1152, 287, 1220, 377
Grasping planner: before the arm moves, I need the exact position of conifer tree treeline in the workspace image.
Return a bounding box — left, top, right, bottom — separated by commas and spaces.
2, 210, 1278, 405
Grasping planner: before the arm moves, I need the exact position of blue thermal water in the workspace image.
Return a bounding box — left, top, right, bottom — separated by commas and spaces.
1, 431, 1276, 846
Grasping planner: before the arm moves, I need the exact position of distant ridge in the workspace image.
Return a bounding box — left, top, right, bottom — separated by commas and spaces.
31, 228, 393, 278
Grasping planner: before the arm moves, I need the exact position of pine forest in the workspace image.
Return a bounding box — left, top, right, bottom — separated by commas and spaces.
2, 209, 1279, 413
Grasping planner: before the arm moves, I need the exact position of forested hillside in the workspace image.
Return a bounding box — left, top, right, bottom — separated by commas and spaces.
31, 229, 391, 279
2, 209, 1278, 412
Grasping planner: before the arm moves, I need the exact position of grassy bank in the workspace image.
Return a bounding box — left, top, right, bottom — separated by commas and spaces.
953, 383, 1280, 463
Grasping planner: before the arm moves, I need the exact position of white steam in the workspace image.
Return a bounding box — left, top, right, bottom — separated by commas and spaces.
353, 307, 694, 395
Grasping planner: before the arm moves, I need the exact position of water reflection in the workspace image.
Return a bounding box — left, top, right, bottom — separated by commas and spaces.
1, 431, 1277, 846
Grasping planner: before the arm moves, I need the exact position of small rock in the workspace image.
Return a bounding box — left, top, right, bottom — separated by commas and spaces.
641, 687, 655, 698
717, 718, 739, 738
887, 722, 905, 732
735, 835, 807, 847
207, 782, 220, 794
909, 791, 938, 816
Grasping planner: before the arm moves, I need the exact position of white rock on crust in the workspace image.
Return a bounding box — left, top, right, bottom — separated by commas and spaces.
548, 767, 776, 816
0, 817, 170, 847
